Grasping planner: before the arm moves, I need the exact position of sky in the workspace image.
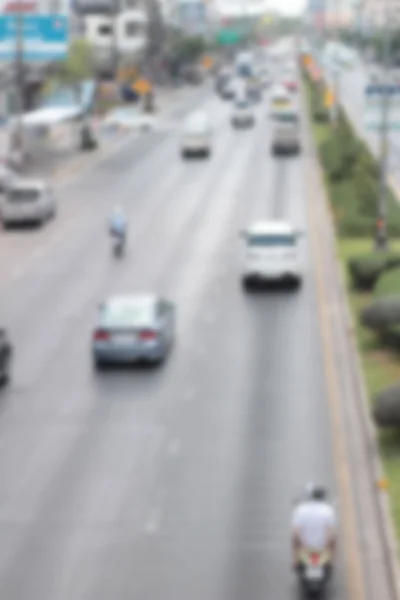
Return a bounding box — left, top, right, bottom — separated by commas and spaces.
216, 0, 306, 17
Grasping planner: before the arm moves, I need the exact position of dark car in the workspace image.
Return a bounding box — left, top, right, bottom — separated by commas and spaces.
0, 329, 12, 384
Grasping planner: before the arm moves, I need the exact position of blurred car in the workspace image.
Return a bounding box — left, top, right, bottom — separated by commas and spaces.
240, 221, 303, 289
231, 99, 255, 128
271, 110, 300, 155
0, 328, 12, 384
92, 294, 176, 368
220, 78, 236, 100
269, 84, 292, 117
283, 79, 298, 93
181, 111, 212, 158
103, 107, 157, 132
1, 179, 56, 227
0, 162, 17, 193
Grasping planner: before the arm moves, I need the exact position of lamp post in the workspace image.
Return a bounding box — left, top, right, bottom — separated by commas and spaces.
375, 0, 391, 249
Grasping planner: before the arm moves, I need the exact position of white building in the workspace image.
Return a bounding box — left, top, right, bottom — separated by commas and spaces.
74, 0, 150, 70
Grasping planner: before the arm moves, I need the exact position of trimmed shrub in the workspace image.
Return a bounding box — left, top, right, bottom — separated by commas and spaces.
375, 267, 400, 298
348, 253, 400, 290
361, 295, 400, 331
373, 383, 400, 428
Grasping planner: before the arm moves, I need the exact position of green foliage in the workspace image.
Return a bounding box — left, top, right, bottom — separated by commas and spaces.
55, 39, 93, 86
170, 35, 207, 63
374, 383, 400, 428
347, 251, 397, 290
304, 72, 400, 239
375, 267, 400, 299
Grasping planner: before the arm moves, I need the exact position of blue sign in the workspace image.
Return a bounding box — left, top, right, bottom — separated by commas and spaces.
364, 84, 400, 129
0, 15, 68, 61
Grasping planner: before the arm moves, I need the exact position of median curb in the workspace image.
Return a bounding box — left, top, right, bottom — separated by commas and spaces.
302, 76, 400, 600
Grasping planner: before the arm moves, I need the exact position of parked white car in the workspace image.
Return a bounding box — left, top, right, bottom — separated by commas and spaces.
240, 220, 303, 289
1, 179, 56, 227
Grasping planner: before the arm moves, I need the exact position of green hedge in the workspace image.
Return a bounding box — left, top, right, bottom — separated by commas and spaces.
375, 267, 400, 298
347, 251, 400, 290
303, 69, 400, 238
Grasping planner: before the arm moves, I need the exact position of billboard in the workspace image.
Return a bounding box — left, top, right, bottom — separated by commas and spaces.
0, 14, 68, 61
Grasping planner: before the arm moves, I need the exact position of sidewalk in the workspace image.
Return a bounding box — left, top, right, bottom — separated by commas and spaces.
5, 82, 201, 184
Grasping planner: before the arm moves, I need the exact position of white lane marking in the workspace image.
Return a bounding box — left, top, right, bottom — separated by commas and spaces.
145, 489, 167, 534
167, 438, 181, 457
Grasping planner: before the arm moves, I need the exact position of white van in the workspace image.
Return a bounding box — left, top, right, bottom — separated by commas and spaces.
181, 111, 212, 158
240, 220, 303, 289
271, 110, 300, 154
1, 179, 56, 227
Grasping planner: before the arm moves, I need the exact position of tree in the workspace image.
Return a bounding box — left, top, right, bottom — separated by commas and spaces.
53, 39, 93, 101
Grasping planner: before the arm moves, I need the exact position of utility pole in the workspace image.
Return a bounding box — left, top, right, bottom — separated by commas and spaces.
12, 2, 25, 170
112, 5, 119, 79
375, 0, 391, 249
331, 0, 341, 127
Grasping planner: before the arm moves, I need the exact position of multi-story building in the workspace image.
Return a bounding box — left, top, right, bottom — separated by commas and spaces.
74, 0, 162, 73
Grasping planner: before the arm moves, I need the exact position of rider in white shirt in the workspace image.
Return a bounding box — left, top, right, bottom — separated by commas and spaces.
291, 484, 337, 569
109, 207, 127, 241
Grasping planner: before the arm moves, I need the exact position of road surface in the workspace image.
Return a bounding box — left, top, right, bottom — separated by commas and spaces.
0, 84, 371, 600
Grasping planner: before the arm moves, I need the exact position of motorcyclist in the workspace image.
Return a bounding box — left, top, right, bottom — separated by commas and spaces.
109, 207, 127, 245
291, 484, 337, 571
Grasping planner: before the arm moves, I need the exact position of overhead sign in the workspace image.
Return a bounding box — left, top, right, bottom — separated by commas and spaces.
133, 78, 151, 95
216, 28, 241, 45
0, 15, 68, 61
3, 1, 37, 11
201, 55, 213, 69
364, 84, 400, 129
324, 88, 334, 107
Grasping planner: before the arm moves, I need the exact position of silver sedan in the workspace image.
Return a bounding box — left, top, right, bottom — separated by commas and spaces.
92, 294, 176, 369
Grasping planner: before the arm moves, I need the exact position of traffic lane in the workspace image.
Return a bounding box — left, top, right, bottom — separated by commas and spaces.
81, 143, 344, 600
52, 91, 278, 600
0, 97, 238, 386
0, 90, 230, 302
0, 107, 264, 598
0, 84, 218, 279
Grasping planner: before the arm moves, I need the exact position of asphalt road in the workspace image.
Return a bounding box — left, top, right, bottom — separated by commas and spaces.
0, 88, 347, 600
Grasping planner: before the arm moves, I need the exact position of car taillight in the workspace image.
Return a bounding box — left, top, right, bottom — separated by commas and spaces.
310, 552, 321, 565
139, 330, 157, 341
94, 329, 110, 341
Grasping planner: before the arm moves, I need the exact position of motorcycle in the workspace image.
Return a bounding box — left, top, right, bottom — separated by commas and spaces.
297, 547, 331, 597
112, 232, 125, 257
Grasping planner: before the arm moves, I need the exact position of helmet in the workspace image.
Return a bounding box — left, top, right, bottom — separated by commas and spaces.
306, 483, 327, 501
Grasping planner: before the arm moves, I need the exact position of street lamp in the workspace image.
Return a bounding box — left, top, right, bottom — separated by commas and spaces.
375, 0, 391, 249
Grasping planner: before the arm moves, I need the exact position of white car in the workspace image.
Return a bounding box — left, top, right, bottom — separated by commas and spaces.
1, 179, 56, 227
181, 111, 212, 158
0, 162, 17, 193
240, 221, 303, 289
231, 99, 255, 128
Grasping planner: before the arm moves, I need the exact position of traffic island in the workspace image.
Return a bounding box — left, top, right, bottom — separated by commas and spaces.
303, 61, 400, 543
